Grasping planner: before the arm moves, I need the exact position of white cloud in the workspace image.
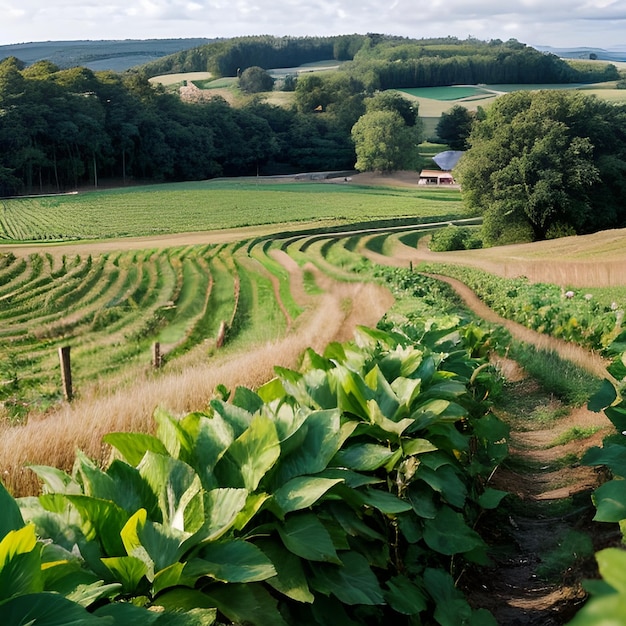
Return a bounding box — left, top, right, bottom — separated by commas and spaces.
0, 0, 624, 48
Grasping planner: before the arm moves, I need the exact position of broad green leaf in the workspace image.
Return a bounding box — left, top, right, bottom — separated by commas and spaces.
316, 468, 383, 489
272, 476, 343, 516
215, 414, 280, 491
567, 593, 626, 626
106, 460, 160, 519
155, 407, 193, 460
592, 480, 626, 522
332, 443, 396, 471
233, 492, 270, 531
103, 432, 169, 467
365, 365, 401, 421
63, 580, 122, 608
478, 488, 508, 510
188, 539, 276, 583
583, 444, 626, 477
423, 567, 472, 626
273, 409, 349, 484
154, 587, 218, 613
391, 376, 423, 415
423, 506, 484, 555
384, 574, 427, 615
403, 438, 438, 456
596, 548, 626, 594
328, 501, 386, 541
180, 413, 235, 490
101, 555, 148, 593
331, 365, 374, 419
28, 465, 81, 495
94, 602, 159, 624
63, 495, 129, 556
310, 551, 385, 606
121, 509, 186, 575
0, 525, 43, 600
417, 464, 467, 508
367, 399, 415, 436
0, 480, 24, 538
604, 406, 626, 433
208, 399, 253, 438
256, 377, 286, 403
98, 601, 217, 625
232, 386, 265, 413
407, 482, 438, 519
357, 487, 413, 514
278, 512, 340, 563
138, 452, 203, 533
202, 488, 249, 540
256, 538, 314, 603
1, 592, 108, 625
204, 582, 288, 626
75, 450, 117, 500
588, 379, 618, 412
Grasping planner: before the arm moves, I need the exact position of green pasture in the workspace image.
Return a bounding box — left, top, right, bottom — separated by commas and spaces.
399, 86, 492, 101
0, 180, 462, 243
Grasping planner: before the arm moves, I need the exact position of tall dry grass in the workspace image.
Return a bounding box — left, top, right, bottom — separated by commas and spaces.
0, 262, 394, 497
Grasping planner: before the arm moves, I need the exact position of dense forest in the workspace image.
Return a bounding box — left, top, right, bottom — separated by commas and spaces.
0, 35, 621, 197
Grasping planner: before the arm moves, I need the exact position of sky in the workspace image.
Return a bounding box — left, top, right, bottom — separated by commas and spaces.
1, 0, 625, 50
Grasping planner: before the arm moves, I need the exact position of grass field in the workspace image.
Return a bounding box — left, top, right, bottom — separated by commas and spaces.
0, 179, 462, 243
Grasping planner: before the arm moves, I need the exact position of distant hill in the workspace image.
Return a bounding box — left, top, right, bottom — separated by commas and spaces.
0, 39, 214, 72
534, 45, 626, 63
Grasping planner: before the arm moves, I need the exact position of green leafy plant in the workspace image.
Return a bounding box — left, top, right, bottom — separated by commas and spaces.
7, 318, 508, 624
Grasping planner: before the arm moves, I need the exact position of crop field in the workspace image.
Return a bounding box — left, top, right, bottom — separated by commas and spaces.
0, 180, 462, 243
3, 172, 626, 625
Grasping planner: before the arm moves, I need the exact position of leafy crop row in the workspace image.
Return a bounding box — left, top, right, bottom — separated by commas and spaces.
566, 378, 626, 624
0, 183, 460, 242
0, 316, 508, 624
418, 263, 624, 353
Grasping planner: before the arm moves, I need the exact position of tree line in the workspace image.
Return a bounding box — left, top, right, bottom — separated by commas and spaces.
0, 57, 360, 196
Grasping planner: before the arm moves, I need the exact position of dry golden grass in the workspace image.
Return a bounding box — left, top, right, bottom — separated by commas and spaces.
0, 258, 393, 497
386, 227, 626, 288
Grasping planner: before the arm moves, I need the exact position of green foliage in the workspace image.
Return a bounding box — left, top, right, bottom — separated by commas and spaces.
429, 225, 482, 251
456, 90, 626, 243
351, 110, 422, 172
238, 66, 275, 94
5, 318, 508, 624
567, 380, 626, 624
436, 105, 475, 149
419, 264, 624, 355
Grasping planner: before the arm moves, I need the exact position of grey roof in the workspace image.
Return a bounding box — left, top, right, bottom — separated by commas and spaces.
432, 150, 464, 171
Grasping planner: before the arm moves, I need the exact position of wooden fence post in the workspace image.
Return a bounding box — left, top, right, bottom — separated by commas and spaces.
152, 342, 161, 369
58, 346, 73, 402
216, 321, 227, 348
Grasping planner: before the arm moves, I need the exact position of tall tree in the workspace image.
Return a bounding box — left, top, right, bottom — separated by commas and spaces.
456, 90, 626, 244
436, 105, 474, 150
351, 109, 421, 172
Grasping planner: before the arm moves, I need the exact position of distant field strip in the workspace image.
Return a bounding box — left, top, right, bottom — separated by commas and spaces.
0, 182, 462, 242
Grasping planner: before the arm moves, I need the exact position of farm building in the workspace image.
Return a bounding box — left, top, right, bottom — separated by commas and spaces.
418, 169, 455, 185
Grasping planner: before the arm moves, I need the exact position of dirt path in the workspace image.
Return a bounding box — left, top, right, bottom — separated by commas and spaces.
401, 271, 615, 624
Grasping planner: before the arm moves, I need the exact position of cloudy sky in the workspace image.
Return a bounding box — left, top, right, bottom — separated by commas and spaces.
1, 0, 625, 49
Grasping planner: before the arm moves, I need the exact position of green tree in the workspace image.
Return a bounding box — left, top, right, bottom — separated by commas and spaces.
238, 66, 274, 94
351, 109, 421, 172
436, 105, 474, 149
364, 90, 420, 127
456, 90, 626, 245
